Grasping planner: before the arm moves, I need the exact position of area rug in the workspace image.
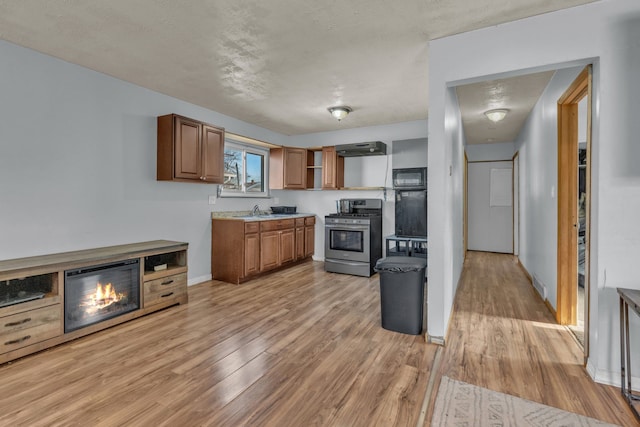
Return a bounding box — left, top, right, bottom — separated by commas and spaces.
431, 376, 619, 426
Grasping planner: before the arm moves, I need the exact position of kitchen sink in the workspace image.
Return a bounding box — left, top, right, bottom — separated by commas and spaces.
232, 214, 293, 219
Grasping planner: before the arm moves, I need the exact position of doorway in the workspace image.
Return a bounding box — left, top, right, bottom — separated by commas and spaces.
557, 65, 591, 359
467, 161, 513, 254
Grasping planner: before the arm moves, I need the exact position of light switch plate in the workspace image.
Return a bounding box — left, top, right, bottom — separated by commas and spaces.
208, 195, 216, 205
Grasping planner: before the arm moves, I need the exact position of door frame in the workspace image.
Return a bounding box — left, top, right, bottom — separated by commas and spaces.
557, 65, 592, 358
512, 151, 520, 257
464, 152, 468, 255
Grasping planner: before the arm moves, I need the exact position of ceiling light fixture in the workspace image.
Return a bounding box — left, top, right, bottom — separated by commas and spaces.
328, 106, 352, 121
484, 109, 509, 123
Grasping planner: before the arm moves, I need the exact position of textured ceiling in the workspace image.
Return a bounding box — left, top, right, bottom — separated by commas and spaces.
456, 71, 555, 145
0, 0, 596, 135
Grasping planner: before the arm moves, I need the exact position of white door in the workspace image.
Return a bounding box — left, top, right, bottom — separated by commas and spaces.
467, 161, 513, 253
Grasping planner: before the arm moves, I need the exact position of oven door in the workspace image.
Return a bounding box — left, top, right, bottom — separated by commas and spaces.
325, 223, 370, 263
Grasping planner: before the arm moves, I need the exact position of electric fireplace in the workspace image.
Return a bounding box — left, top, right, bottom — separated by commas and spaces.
64, 259, 140, 333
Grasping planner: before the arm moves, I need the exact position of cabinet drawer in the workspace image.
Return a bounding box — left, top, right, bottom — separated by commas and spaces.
245, 222, 260, 234
1, 304, 60, 354
305, 216, 316, 226
144, 272, 187, 307
261, 219, 295, 231
295, 218, 305, 227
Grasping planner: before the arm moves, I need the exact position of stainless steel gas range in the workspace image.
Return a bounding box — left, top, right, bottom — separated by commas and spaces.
324, 199, 383, 277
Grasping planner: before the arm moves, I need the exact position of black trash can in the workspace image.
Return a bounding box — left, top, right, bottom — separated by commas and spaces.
374, 256, 427, 335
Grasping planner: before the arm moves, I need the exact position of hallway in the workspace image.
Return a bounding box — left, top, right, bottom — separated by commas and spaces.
430, 251, 635, 425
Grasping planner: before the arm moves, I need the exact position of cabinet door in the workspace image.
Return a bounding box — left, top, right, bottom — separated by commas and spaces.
174, 116, 202, 181
280, 229, 295, 264
295, 227, 305, 260
305, 225, 315, 257
244, 233, 260, 277
260, 230, 280, 271
202, 125, 224, 183
283, 148, 307, 189
322, 146, 344, 189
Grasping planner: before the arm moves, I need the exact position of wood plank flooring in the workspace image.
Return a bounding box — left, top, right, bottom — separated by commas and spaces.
0, 260, 435, 426
0, 253, 636, 426
432, 251, 637, 426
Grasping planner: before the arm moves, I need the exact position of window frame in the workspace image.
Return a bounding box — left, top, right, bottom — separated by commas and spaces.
221, 138, 270, 198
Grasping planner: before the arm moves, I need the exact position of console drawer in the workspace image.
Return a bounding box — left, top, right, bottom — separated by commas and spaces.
144, 272, 187, 307
1, 304, 60, 353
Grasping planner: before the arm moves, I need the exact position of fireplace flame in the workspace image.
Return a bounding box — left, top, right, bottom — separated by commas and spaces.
80, 282, 127, 315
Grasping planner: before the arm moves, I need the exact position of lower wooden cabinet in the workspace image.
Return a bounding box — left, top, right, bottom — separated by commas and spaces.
260, 230, 280, 271
305, 218, 316, 258
295, 219, 305, 260
212, 215, 315, 284
279, 228, 296, 265
244, 232, 260, 276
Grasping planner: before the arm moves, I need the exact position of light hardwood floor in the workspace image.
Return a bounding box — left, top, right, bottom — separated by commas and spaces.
433, 251, 636, 426
0, 253, 635, 426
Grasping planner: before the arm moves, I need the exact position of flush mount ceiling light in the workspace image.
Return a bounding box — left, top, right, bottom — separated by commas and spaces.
484, 109, 509, 123
328, 106, 352, 121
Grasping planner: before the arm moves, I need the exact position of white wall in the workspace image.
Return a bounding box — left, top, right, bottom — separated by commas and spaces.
426, 86, 466, 340
515, 67, 583, 309
0, 38, 427, 286
0, 40, 289, 285
428, 0, 640, 386
465, 142, 515, 162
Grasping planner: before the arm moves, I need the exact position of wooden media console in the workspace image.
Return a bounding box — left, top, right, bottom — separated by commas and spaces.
0, 240, 188, 364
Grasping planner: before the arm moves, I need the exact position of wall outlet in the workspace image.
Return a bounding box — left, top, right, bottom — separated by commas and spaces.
208, 195, 216, 205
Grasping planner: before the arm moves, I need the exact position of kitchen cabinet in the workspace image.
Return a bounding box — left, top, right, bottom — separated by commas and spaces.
295, 218, 305, 260
270, 147, 307, 189
211, 215, 315, 284
260, 219, 295, 271
243, 222, 260, 277
157, 114, 224, 183
262, 228, 296, 267
305, 216, 316, 257
322, 146, 344, 189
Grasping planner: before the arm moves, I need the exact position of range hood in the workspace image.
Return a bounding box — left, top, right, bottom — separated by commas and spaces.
335, 141, 387, 157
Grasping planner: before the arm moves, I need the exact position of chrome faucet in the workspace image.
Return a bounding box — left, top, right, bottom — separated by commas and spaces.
252, 204, 260, 216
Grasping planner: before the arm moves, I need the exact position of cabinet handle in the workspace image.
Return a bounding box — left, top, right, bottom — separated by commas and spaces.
161, 292, 174, 298
161, 279, 174, 285
5, 335, 31, 346
5, 318, 32, 327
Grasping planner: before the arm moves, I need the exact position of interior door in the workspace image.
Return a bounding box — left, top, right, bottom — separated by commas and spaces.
557, 65, 591, 360
467, 161, 513, 253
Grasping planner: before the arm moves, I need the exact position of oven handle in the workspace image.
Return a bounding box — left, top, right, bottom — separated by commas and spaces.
326, 258, 367, 266
325, 224, 369, 231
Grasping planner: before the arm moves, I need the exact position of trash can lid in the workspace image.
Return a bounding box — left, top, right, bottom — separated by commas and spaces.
374, 256, 427, 273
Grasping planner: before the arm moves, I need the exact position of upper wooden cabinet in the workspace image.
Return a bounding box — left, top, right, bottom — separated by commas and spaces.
157, 114, 224, 183
270, 147, 307, 189
321, 146, 344, 189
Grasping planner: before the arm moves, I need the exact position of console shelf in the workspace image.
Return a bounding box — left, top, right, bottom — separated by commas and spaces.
0, 240, 188, 364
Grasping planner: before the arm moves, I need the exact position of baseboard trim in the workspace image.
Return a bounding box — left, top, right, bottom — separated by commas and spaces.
544, 298, 557, 318
188, 274, 212, 286
516, 257, 533, 282
428, 335, 445, 346
516, 257, 558, 319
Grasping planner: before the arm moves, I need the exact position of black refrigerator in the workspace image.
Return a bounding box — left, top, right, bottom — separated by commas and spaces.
395, 190, 427, 237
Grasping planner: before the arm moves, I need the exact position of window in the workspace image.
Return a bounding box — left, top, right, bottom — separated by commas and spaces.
222, 140, 269, 197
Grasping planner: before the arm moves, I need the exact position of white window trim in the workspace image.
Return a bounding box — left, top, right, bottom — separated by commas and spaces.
221, 139, 270, 198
